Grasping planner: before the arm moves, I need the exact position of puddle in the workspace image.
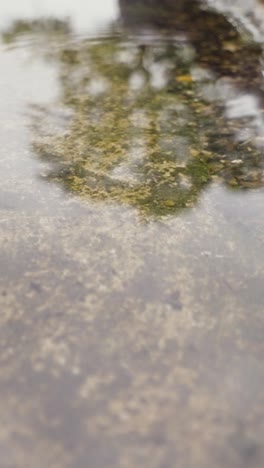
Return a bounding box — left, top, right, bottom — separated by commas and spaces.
0, 1, 264, 468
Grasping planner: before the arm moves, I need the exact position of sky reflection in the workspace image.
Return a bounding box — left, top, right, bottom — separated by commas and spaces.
0, 0, 119, 34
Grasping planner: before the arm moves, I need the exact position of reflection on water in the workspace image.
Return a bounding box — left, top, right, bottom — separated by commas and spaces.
0, 0, 118, 35
2, 1, 264, 217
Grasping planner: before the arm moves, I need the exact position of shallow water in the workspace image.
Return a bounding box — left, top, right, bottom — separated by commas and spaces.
0, 1, 264, 467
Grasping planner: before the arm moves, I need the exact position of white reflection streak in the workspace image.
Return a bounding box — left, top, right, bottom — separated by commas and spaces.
226, 94, 258, 119
226, 93, 264, 146
200, 77, 264, 148
206, 0, 264, 42
0, 0, 119, 33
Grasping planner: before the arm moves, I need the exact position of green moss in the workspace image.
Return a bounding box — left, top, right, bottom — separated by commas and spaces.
3, 13, 260, 219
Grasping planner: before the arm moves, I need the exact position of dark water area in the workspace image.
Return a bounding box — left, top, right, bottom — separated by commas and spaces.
0, 1, 264, 467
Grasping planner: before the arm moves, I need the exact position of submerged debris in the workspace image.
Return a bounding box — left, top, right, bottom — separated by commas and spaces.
3, 1, 264, 218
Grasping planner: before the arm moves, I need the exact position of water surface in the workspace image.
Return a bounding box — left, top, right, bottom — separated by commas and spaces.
0, 1, 264, 467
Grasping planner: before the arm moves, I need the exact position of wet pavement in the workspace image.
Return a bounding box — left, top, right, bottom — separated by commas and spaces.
0, 1, 264, 467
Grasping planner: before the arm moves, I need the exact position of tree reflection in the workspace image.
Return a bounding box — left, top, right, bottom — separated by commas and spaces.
2, 1, 264, 217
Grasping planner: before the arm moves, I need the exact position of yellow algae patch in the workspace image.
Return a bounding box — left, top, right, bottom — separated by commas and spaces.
176, 74, 193, 83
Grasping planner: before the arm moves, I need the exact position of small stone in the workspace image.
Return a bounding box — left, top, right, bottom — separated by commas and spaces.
223, 41, 240, 53
208, 162, 224, 171
190, 148, 199, 157
231, 159, 243, 165
163, 199, 176, 208
201, 150, 213, 158
229, 178, 238, 186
